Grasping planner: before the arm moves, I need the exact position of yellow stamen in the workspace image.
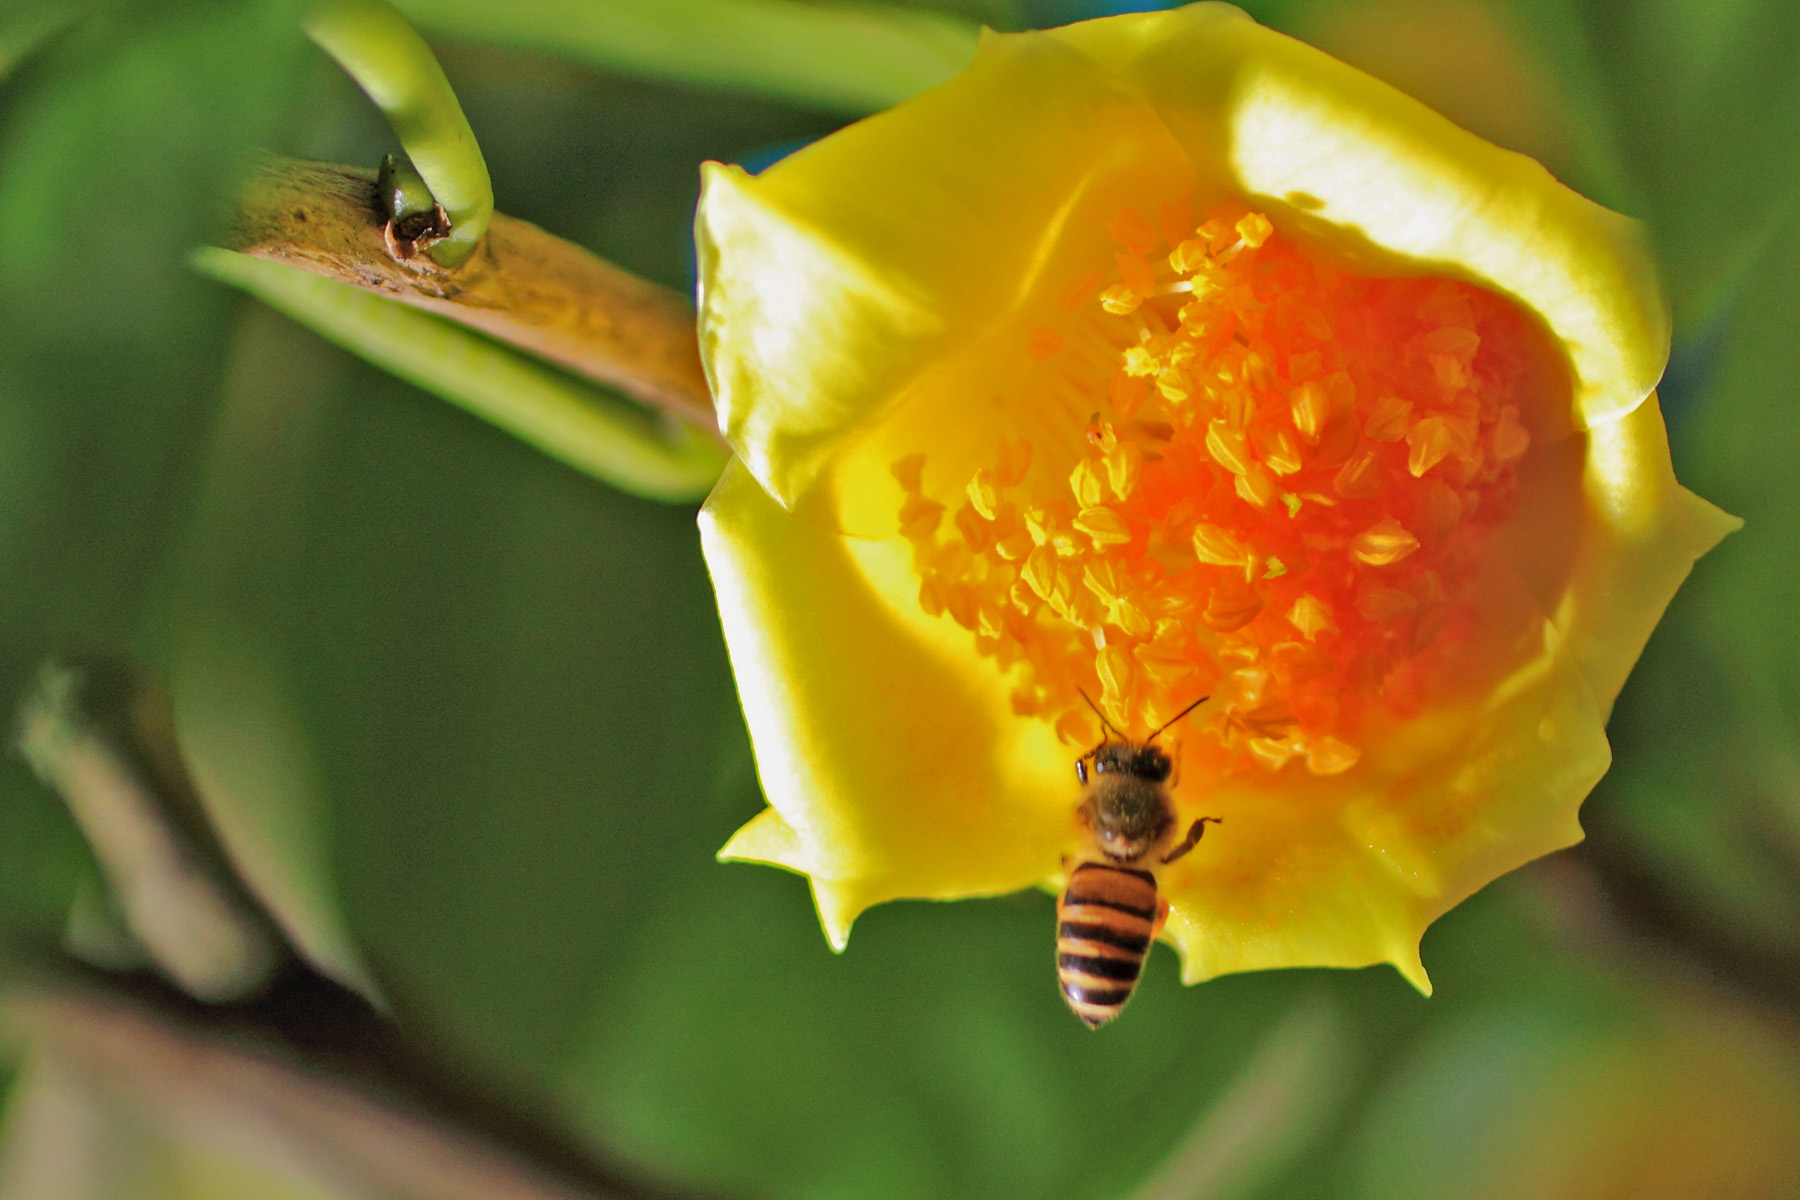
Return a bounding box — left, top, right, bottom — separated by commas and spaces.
893, 200, 1539, 780
1101, 284, 1143, 316
1103, 442, 1142, 500
1074, 506, 1133, 547
1407, 415, 1454, 477
1333, 447, 1386, 499
1170, 239, 1210, 274
1023, 546, 1058, 599
1290, 380, 1330, 442
1357, 586, 1418, 622
1205, 420, 1254, 475
1364, 393, 1412, 442
1156, 367, 1191, 402
1234, 467, 1278, 510
1304, 737, 1360, 776
1235, 212, 1273, 248
1096, 643, 1136, 711
967, 468, 1001, 519
1256, 426, 1304, 476
1351, 519, 1421, 567
1288, 595, 1337, 640
1203, 586, 1263, 632
1122, 345, 1159, 376
1193, 524, 1251, 567
1493, 406, 1531, 463
1069, 458, 1107, 509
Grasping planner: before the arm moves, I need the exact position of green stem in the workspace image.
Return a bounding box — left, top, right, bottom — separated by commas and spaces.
392, 0, 979, 116
194, 248, 727, 504
303, 0, 492, 268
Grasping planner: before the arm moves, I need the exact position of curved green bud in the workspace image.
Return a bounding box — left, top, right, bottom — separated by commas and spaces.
375, 151, 449, 259
376, 151, 438, 224
304, 0, 492, 268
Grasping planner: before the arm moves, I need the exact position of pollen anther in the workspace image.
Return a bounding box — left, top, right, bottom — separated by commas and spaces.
1351, 520, 1421, 566
895, 200, 1538, 780
1074, 506, 1133, 547
1101, 285, 1143, 316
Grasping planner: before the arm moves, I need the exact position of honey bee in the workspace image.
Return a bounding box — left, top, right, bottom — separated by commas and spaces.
1057, 692, 1219, 1028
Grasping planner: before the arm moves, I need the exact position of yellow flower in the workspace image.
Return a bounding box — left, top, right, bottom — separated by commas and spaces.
693, 2, 1737, 990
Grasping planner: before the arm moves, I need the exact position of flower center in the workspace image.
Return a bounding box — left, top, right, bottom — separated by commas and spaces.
893, 200, 1538, 779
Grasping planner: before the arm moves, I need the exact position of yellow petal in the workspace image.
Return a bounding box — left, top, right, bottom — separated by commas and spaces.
1156, 402, 1731, 985
696, 31, 1192, 532
1160, 569, 1608, 990
1554, 394, 1741, 713
1048, 3, 1668, 432
717, 806, 812, 875
700, 459, 1074, 946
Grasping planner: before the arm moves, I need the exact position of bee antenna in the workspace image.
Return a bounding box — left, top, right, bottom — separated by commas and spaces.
1075, 688, 1126, 742
1146, 694, 1211, 744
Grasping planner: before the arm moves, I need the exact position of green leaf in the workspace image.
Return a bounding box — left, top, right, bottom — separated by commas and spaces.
393, 0, 980, 115
0, 1, 312, 961
169, 623, 382, 1001
192, 248, 727, 504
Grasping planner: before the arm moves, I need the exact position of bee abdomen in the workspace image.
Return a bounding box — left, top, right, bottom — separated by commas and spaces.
1056, 861, 1158, 1028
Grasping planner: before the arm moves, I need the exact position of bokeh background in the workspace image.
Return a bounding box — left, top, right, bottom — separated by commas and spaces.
2, 0, 1799, 1197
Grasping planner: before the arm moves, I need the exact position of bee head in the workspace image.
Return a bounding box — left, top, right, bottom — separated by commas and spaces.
1083, 747, 1175, 863
1092, 743, 1172, 783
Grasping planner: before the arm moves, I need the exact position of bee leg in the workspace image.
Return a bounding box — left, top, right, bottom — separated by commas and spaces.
1160, 816, 1222, 865
1152, 895, 1170, 939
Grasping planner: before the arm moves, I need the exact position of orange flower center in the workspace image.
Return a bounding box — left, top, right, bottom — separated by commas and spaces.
893, 201, 1540, 780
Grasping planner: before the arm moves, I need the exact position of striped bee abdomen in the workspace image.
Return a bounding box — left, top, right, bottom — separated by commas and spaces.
1056, 861, 1160, 1028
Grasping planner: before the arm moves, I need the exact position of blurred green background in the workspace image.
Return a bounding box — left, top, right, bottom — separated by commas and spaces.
1, 0, 1799, 1197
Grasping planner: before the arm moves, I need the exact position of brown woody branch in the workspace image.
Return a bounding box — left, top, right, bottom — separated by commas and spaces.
2, 959, 719, 1200
222, 155, 718, 439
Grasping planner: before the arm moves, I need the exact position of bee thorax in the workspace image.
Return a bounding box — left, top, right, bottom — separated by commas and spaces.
1085, 775, 1174, 863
